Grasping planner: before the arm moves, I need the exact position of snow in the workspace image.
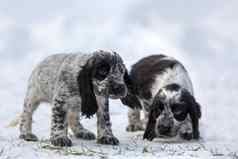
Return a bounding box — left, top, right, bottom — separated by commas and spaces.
1, 0, 238, 158
1, 103, 238, 159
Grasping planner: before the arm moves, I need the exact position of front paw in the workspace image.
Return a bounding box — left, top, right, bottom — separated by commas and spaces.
19, 133, 38, 142
75, 130, 96, 140
97, 135, 119, 145
126, 123, 144, 132
50, 136, 72, 147
143, 129, 156, 141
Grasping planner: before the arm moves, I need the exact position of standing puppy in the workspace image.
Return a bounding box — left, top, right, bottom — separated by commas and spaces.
122, 55, 201, 141
20, 50, 128, 146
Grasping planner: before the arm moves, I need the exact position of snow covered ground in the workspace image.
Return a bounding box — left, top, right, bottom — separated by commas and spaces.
0, 55, 238, 159
1, 0, 238, 158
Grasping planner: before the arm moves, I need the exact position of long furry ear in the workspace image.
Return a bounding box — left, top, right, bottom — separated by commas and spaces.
124, 70, 133, 89
121, 94, 142, 109
121, 70, 142, 109
143, 97, 162, 141
78, 60, 98, 118
183, 91, 201, 139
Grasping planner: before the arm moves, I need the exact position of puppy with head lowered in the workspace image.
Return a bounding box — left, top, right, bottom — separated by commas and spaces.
122, 55, 201, 141
19, 50, 128, 146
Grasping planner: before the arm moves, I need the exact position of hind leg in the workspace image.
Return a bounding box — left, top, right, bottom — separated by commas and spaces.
19, 88, 40, 141
126, 108, 144, 132
68, 108, 95, 140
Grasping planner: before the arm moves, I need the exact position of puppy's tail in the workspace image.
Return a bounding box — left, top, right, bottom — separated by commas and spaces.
6, 113, 22, 128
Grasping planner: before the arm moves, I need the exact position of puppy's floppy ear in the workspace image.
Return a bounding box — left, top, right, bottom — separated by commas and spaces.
124, 69, 133, 88
143, 96, 162, 141
78, 59, 98, 118
182, 90, 201, 139
121, 70, 142, 109
121, 93, 142, 109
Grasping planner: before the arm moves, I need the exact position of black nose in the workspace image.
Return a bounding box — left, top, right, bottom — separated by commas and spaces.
158, 125, 171, 135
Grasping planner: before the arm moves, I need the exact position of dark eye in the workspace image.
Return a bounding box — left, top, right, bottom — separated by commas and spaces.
173, 109, 183, 115
171, 104, 183, 112
95, 64, 110, 80
171, 103, 187, 121
98, 66, 109, 75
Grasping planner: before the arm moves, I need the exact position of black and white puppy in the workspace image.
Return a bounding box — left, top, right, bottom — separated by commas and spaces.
122, 55, 201, 141
19, 50, 127, 146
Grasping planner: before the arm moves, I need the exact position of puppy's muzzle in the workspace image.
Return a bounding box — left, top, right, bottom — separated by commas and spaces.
109, 84, 127, 99
157, 116, 174, 136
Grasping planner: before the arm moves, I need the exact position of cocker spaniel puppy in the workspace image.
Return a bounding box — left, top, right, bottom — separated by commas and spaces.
19, 50, 128, 146
122, 54, 201, 141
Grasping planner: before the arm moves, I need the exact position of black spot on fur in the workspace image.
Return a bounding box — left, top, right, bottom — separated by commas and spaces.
121, 93, 142, 109
143, 96, 163, 141
94, 62, 110, 81
78, 59, 98, 118
181, 89, 201, 139
171, 102, 188, 122
123, 70, 133, 90
164, 83, 181, 92
121, 70, 142, 109
130, 54, 180, 99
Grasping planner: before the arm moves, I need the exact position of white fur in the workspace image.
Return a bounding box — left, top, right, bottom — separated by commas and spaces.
151, 64, 194, 98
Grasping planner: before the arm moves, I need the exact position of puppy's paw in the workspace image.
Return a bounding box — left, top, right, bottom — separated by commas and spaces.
126, 123, 144, 132
75, 129, 96, 140
143, 129, 156, 141
50, 136, 72, 147
180, 132, 193, 140
19, 133, 38, 142
97, 135, 119, 145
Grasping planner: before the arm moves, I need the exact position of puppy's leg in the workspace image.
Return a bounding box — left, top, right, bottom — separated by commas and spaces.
126, 108, 144, 132
50, 96, 72, 147
19, 88, 40, 142
68, 108, 95, 140
96, 96, 119, 145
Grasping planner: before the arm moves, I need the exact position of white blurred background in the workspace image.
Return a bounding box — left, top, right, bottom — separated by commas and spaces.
0, 0, 238, 143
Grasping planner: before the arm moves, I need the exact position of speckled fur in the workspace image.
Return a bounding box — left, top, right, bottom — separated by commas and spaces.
19, 50, 127, 146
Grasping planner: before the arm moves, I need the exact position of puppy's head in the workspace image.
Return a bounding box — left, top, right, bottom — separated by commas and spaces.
91, 50, 128, 99
78, 50, 127, 118
143, 83, 201, 141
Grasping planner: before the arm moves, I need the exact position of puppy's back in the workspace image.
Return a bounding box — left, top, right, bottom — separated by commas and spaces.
130, 55, 193, 99
26, 54, 69, 99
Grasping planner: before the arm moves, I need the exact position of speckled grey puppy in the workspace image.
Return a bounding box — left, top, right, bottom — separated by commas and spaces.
19, 50, 128, 147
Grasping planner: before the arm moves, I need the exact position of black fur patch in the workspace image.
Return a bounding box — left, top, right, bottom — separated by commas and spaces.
121, 93, 142, 109
143, 96, 162, 141
94, 62, 111, 81
130, 54, 179, 99
164, 83, 181, 92
121, 70, 142, 109
181, 89, 201, 139
78, 59, 98, 118
171, 102, 189, 122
